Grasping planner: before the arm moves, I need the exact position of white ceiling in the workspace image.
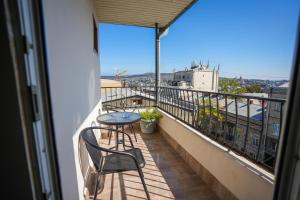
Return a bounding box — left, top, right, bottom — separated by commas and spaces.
94, 0, 196, 28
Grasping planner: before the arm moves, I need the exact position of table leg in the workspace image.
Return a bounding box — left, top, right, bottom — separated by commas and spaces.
122, 126, 125, 149
108, 127, 112, 145
115, 125, 119, 150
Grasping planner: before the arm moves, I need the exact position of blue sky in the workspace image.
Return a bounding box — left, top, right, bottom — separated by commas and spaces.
99, 0, 299, 80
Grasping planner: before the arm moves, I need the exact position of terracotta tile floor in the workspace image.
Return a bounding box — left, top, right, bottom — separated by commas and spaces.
95, 127, 219, 200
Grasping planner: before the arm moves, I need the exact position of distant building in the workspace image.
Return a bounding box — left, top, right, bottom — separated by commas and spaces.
241, 93, 268, 105
239, 76, 245, 86
263, 82, 289, 167
216, 99, 266, 161
173, 61, 219, 92
100, 79, 122, 88
218, 83, 288, 168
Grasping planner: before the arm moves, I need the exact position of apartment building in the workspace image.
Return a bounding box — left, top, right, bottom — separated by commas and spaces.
264, 82, 289, 167
173, 62, 219, 92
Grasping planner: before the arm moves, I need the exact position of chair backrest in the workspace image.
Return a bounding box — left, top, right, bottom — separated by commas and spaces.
103, 104, 123, 113
102, 104, 111, 113
80, 128, 102, 170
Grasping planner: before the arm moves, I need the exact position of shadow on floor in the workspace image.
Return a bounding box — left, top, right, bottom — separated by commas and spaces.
93, 126, 219, 200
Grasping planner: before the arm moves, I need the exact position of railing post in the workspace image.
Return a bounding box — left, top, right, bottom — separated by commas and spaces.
257, 100, 265, 162
155, 23, 160, 107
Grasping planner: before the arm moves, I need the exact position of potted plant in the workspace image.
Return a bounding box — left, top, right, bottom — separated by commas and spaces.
139, 108, 162, 133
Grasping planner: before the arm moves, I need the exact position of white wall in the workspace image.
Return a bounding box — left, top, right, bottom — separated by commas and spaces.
193, 70, 219, 92
42, 0, 100, 199
72, 100, 102, 200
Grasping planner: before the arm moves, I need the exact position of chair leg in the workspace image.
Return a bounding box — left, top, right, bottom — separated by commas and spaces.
137, 167, 150, 200
93, 172, 100, 200
130, 124, 137, 142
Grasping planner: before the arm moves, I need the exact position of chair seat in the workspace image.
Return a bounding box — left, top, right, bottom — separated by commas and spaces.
102, 148, 145, 173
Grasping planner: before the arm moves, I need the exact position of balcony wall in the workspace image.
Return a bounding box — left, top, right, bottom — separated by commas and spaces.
42, 0, 100, 199
158, 109, 274, 200
72, 100, 102, 200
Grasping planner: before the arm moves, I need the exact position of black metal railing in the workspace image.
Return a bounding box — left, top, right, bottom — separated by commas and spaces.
101, 86, 286, 172
101, 86, 156, 110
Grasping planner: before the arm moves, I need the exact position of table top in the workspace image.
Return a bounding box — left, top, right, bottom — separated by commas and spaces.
97, 112, 141, 125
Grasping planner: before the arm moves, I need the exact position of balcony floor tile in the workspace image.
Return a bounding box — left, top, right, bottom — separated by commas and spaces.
93, 126, 219, 200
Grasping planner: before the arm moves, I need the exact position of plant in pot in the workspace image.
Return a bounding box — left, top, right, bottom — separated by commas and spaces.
139, 108, 162, 134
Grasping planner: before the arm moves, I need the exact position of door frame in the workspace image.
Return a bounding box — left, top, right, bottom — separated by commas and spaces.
3, 0, 62, 199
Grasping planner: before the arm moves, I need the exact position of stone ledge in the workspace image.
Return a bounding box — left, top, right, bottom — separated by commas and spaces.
157, 109, 274, 182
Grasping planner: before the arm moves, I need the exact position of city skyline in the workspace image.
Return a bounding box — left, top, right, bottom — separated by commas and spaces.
99, 0, 299, 80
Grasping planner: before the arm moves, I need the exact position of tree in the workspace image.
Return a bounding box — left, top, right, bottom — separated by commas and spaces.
245, 84, 261, 93
219, 79, 246, 94
196, 98, 223, 134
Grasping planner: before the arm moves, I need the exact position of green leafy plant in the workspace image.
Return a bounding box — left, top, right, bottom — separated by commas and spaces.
194, 98, 223, 133
245, 84, 262, 93
140, 108, 162, 121
219, 79, 246, 94
219, 79, 262, 94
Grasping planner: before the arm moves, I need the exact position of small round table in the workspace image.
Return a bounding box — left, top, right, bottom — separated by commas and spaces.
97, 112, 141, 149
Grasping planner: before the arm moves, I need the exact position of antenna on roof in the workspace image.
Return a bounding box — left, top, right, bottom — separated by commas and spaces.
115, 69, 127, 81
192, 60, 197, 66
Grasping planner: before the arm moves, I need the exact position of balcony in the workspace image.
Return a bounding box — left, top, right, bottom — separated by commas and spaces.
76, 86, 284, 200
14, 0, 297, 199
101, 86, 285, 172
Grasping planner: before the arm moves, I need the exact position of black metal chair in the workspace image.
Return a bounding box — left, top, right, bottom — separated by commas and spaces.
80, 126, 150, 200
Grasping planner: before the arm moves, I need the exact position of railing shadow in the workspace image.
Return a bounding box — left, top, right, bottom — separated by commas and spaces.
93, 115, 219, 200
